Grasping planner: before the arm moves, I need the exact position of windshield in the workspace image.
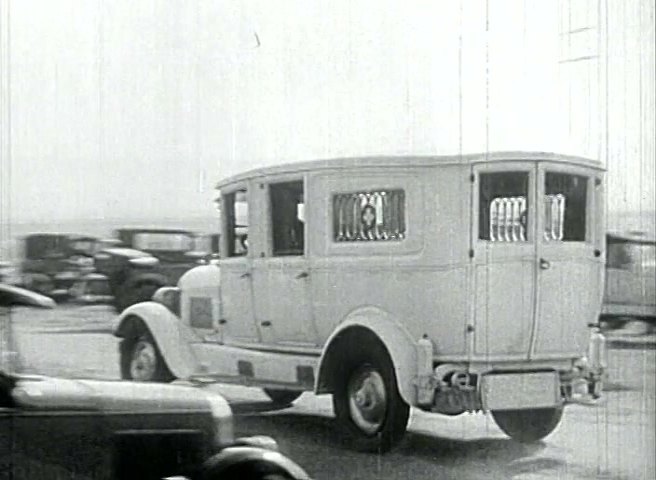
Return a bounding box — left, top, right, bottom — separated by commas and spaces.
627, 243, 656, 268
86, 279, 111, 295
68, 240, 98, 255
132, 233, 194, 252
24, 236, 67, 259
608, 241, 656, 269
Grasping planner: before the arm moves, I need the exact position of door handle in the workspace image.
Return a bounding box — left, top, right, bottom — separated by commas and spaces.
240, 272, 251, 279
539, 258, 551, 270
261, 320, 272, 327
295, 271, 309, 279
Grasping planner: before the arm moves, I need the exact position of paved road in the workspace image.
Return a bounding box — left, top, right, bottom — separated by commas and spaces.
8, 305, 656, 480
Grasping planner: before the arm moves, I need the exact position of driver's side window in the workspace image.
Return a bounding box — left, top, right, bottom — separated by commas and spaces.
270, 181, 305, 256
224, 189, 249, 257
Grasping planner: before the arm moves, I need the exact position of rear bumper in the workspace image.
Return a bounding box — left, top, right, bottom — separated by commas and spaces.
415, 333, 606, 414
416, 364, 604, 414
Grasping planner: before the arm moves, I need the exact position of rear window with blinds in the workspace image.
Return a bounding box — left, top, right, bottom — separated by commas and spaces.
333, 190, 406, 242
479, 172, 529, 242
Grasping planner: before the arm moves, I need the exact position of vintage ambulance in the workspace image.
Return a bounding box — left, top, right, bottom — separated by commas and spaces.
115, 152, 606, 452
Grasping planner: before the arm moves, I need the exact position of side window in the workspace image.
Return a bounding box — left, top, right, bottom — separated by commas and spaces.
270, 181, 305, 256
479, 172, 529, 242
544, 173, 587, 242
606, 241, 631, 269
224, 189, 249, 257
333, 189, 405, 242
608, 242, 655, 271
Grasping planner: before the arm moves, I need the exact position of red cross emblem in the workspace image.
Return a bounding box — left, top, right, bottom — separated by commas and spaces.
361, 205, 376, 228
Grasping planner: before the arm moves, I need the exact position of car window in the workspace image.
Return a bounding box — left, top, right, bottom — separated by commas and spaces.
133, 233, 194, 251
544, 173, 588, 242
333, 189, 406, 242
224, 189, 249, 257
479, 172, 529, 242
270, 181, 305, 256
68, 240, 97, 255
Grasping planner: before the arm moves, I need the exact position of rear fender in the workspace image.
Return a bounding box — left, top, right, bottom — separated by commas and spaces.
315, 306, 420, 406
114, 302, 197, 379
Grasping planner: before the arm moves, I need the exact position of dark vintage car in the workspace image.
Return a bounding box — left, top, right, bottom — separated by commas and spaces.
94, 229, 208, 312
0, 283, 310, 480
20, 234, 99, 299
601, 230, 656, 330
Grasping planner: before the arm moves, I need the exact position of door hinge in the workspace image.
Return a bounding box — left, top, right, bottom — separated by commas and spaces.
468, 249, 474, 258
469, 173, 475, 183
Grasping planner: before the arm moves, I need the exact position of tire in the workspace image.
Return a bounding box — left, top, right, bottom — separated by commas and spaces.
492, 407, 563, 443
119, 326, 174, 382
332, 342, 410, 453
202, 463, 294, 480
263, 389, 303, 406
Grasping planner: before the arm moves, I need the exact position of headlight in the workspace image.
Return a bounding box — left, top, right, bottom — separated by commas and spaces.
54, 271, 78, 280
573, 356, 589, 370
152, 287, 181, 315
203, 392, 234, 448
128, 256, 159, 267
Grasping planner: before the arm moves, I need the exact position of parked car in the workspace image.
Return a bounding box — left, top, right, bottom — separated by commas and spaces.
20, 234, 98, 299
94, 229, 207, 312
601, 230, 656, 330
114, 152, 607, 453
0, 283, 310, 480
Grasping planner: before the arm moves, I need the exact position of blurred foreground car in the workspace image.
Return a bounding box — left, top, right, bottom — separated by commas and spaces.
601, 231, 656, 331
0, 284, 310, 480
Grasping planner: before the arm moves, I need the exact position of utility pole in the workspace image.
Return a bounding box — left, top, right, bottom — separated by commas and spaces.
0, 0, 19, 373
0, 0, 11, 260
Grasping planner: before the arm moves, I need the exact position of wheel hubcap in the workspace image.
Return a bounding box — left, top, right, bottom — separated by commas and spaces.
130, 339, 157, 381
347, 367, 387, 435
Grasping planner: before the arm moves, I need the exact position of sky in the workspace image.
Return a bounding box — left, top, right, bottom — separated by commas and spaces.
1, 0, 654, 226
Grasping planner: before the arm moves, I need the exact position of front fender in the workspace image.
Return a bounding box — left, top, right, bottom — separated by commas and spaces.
114, 301, 198, 379
316, 306, 419, 406
200, 446, 311, 480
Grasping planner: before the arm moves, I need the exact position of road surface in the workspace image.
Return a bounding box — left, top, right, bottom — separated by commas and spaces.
8, 305, 656, 480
